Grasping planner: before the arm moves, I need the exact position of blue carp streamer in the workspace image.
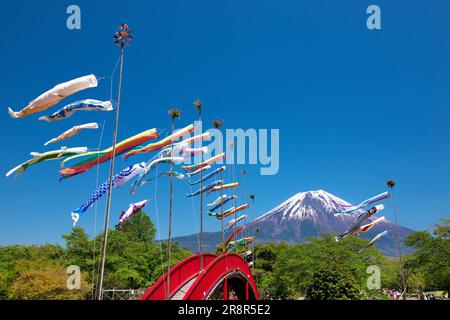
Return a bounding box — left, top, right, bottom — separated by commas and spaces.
39, 99, 113, 122
189, 166, 226, 186
71, 163, 145, 226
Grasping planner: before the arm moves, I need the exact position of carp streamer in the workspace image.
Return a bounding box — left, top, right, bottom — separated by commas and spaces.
119, 200, 149, 224
130, 157, 185, 195
6, 147, 88, 178
44, 122, 99, 145
185, 180, 223, 197
123, 124, 195, 159
209, 203, 249, 219
8, 74, 98, 118
225, 214, 247, 233
38, 99, 113, 122
207, 195, 237, 214
358, 230, 388, 253
182, 152, 226, 172
70, 163, 146, 225
59, 128, 158, 180
189, 166, 226, 186
336, 192, 390, 214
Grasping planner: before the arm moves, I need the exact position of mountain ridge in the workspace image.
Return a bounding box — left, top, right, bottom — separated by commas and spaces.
172, 189, 414, 256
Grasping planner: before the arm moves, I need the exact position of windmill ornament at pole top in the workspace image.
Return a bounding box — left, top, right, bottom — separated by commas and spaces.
114, 23, 133, 48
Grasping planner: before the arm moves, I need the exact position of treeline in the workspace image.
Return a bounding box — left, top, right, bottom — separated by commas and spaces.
252, 219, 449, 299
0, 212, 191, 299
0, 214, 448, 300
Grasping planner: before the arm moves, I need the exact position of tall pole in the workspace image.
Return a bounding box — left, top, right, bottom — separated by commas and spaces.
213, 120, 225, 252
387, 180, 407, 299
194, 100, 204, 271
97, 24, 132, 300
250, 194, 257, 287
220, 170, 225, 251
230, 142, 238, 253
241, 169, 247, 235
166, 108, 181, 300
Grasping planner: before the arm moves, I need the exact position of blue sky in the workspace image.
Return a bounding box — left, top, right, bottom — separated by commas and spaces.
0, 1, 449, 245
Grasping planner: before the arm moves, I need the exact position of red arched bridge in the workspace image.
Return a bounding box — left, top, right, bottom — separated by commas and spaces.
141, 253, 260, 300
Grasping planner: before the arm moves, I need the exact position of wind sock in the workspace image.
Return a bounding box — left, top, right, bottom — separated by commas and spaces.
335, 216, 386, 241
60, 128, 159, 180
70, 164, 146, 225
177, 132, 211, 146
183, 146, 208, 156
130, 157, 185, 195
336, 192, 389, 214
186, 165, 211, 177
336, 205, 385, 241
351, 205, 384, 229
225, 226, 246, 246
114, 162, 146, 188
208, 194, 227, 207
210, 204, 249, 219
38, 99, 113, 122
225, 214, 247, 233
159, 143, 188, 158
208, 195, 237, 214
182, 153, 226, 172
8, 74, 98, 118
207, 182, 239, 195
226, 237, 253, 252
189, 166, 226, 186
137, 170, 185, 188
119, 200, 149, 224
6, 147, 88, 177
354, 216, 385, 236
185, 180, 223, 197
123, 124, 195, 159
44, 122, 98, 145
358, 230, 388, 254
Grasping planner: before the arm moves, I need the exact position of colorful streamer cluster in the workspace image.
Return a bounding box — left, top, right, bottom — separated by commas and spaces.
123, 124, 195, 159
131, 157, 185, 195
60, 128, 159, 180
226, 237, 253, 253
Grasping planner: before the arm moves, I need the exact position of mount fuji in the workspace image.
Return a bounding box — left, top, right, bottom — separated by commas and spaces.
172, 190, 414, 256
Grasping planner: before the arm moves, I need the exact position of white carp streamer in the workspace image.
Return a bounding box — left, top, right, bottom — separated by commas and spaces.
44, 122, 99, 146
8, 74, 98, 118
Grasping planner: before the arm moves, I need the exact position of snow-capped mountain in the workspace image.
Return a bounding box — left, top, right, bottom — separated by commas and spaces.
172, 190, 413, 256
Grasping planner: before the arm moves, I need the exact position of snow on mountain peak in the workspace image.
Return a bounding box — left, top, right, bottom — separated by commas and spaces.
255, 189, 356, 223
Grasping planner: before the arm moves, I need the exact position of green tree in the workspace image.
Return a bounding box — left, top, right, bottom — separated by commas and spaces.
9, 262, 89, 300
405, 219, 450, 294
305, 263, 362, 300
62, 227, 92, 272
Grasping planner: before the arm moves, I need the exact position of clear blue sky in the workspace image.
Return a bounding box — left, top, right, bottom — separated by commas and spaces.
1, 1, 449, 245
